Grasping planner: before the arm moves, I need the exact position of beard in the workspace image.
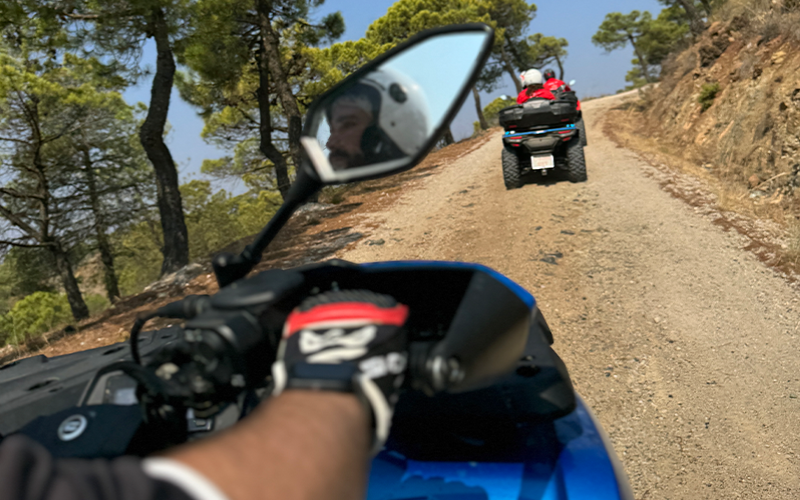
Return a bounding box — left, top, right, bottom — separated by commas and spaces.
329, 148, 367, 170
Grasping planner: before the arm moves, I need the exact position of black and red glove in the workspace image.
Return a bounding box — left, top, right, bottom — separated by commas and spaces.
271, 290, 409, 454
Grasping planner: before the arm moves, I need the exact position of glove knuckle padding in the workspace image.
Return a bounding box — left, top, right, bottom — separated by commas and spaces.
272, 290, 409, 454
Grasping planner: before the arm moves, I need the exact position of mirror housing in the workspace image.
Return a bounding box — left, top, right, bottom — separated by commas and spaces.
299, 23, 494, 185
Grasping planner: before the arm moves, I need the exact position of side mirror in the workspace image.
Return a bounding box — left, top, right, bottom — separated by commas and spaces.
212, 24, 494, 287
300, 24, 494, 184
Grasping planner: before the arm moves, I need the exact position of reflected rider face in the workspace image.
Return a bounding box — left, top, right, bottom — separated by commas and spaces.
326, 98, 374, 171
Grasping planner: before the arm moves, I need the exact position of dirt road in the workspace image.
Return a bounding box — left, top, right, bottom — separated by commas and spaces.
339, 92, 800, 499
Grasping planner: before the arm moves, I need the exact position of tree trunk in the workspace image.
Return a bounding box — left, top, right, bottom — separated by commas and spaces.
628, 35, 654, 83
500, 48, 523, 94
675, 0, 706, 35
504, 34, 527, 71
442, 127, 455, 146
256, 44, 291, 199
555, 55, 565, 81
140, 7, 189, 276
257, 0, 303, 186
51, 245, 88, 321
81, 149, 120, 301
472, 87, 489, 131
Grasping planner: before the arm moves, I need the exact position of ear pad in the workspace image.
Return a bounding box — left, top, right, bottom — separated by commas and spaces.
361, 125, 383, 158
361, 124, 406, 164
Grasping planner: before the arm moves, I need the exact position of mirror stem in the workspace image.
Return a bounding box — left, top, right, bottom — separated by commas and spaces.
212, 173, 320, 287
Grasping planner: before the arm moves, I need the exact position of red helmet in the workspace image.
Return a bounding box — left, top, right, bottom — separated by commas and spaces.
543, 69, 556, 81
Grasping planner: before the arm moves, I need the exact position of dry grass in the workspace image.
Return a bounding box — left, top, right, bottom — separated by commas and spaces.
606, 97, 798, 227
610, 0, 800, 279
603, 102, 800, 284
714, 0, 800, 44
786, 222, 800, 265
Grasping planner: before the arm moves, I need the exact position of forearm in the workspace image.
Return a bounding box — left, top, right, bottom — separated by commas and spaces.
166, 391, 371, 500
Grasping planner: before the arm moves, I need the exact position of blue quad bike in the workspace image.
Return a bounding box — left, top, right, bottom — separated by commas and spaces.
0, 24, 632, 500
499, 92, 588, 189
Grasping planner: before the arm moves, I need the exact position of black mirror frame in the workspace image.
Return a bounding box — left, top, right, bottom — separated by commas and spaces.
300, 23, 495, 185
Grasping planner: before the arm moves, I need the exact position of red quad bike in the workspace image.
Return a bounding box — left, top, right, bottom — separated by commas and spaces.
499, 90, 587, 189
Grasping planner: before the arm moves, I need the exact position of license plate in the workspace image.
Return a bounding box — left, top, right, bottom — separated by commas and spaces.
531, 155, 554, 170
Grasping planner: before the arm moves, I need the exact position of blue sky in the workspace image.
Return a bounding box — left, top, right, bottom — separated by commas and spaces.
123, 0, 664, 191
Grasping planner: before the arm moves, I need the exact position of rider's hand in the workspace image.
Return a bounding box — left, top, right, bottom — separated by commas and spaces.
271, 290, 409, 454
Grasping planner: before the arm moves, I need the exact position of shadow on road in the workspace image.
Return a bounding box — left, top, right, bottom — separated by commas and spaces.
521, 169, 572, 187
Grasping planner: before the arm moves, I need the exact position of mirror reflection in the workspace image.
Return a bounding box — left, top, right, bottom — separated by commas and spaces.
306, 30, 490, 183
325, 67, 429, 171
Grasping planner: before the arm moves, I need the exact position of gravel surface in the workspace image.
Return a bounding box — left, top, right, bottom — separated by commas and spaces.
339, 92, 800, 499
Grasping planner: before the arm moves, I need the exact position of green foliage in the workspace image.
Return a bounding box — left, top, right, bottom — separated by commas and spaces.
85, 294, 110, 316
473, 95, 515, 132
593, 7, 689, 87
304, 0, 496, 98
526, 33, 568, 71
176, 0, 345, 193
182, 180, 246, 260
0, 292, 72, 346
181, 180, 282, 260
366, 0, 492, 46
113, 182, 282, 296
0, 45, 154, 318
477, 0, 537, 40
0, 248, 57, 310
593, 11, 653, 52
623, 64, 651, 90
657, 0, 722, 21
698, 82, 720, 111
303, 38, 390, 99
114, 220, 163, 296
638, 8, 690, 67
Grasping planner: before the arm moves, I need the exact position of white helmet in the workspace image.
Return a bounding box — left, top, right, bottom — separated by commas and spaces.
362, 67, 430, 160
328, 67, 430, 163
521, 69, 543, 88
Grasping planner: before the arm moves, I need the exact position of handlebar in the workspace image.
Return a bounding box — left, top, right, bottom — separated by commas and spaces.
114, 261, 532, 436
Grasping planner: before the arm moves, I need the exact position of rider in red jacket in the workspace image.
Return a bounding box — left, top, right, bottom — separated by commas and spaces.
516, 69, 555, 104
542, 68, 570, 92
542, 68, 581, 111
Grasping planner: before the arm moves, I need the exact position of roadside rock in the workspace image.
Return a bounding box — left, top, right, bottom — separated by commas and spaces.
772, 50, 787, 65
144, 262, 206, 292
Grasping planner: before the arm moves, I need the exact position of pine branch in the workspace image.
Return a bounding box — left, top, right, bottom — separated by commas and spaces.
0, 187, 45, 201
0, 239, 52, 248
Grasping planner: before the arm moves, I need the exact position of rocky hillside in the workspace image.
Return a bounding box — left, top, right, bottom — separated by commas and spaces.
641, 11, 800, 208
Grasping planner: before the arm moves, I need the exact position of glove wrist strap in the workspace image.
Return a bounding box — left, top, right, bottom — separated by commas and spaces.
272, 361, 390, 455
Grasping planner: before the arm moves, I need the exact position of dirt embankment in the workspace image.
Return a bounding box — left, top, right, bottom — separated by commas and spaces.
606, 12, 800, 288
641, 15, 800, 201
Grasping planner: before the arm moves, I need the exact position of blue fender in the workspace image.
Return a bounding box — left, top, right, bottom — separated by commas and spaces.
367, 395, 633, 500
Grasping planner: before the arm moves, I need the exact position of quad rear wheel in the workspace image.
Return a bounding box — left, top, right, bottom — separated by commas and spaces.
564, 138, 587, 183
502, 148, 523, 189
576, 116, 588, 147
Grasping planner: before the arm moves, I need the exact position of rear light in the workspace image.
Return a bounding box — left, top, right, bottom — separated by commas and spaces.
558, 131, 571, 134
512, 144, 520, 147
